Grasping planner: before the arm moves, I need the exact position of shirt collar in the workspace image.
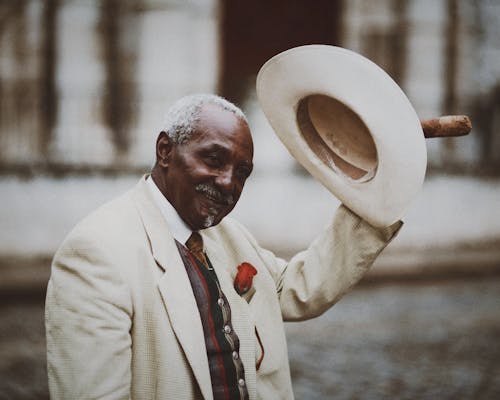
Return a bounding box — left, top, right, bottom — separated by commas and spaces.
146, 176, 193, 245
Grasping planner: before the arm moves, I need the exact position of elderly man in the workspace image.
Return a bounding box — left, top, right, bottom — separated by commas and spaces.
45, 94, 401, 399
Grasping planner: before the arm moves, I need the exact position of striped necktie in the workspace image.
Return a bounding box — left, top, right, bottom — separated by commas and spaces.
185, 232, 210, 269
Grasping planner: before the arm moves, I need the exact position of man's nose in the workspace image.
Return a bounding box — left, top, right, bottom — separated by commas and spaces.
214, 167, 235, 193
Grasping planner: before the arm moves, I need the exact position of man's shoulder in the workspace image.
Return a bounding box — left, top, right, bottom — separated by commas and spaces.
60, 185, 143, 251
209, 216, 243, 234
205, 216, 257, 245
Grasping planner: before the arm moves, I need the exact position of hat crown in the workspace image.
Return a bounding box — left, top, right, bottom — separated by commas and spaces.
297, 94, 378, 182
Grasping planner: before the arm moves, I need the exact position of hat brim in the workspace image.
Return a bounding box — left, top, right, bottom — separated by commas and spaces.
256, 45, 427, 227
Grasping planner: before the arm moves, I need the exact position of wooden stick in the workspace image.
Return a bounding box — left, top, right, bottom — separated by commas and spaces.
421, 115, 472, 138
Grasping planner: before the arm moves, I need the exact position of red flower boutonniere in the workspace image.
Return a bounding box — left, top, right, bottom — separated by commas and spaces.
234, 262, 257, 297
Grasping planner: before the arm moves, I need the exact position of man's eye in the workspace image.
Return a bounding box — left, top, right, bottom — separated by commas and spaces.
205, 154, 221, 167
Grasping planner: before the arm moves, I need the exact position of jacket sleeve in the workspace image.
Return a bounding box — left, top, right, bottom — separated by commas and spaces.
239, 204, 402, 321
45, 232, 133, 399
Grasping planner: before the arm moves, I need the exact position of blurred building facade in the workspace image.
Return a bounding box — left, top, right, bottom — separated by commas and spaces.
1, 0, 499, 175
1, 0, 499, 261
0, 0, 219, 171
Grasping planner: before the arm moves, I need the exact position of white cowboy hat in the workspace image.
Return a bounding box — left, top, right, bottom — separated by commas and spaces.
256, 45, 427, 227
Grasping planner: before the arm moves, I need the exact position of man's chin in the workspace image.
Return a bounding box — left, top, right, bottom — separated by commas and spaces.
202, 209, 225, 229
202, 215, 216, 229
189, 211, 223, 230
194, 204, 226, 229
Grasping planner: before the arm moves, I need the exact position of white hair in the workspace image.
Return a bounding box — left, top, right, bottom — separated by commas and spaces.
161, 93, 248, 144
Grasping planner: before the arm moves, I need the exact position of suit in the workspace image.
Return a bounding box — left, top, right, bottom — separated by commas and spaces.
45, 176, 401, 399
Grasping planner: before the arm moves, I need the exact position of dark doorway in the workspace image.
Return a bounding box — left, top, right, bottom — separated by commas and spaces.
220, 0, 342, 104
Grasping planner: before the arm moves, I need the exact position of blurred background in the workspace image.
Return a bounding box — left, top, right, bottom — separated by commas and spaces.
1, 0, 499, 398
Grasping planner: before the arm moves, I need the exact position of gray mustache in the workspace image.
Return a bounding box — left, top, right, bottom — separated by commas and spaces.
195, 184, 234, 206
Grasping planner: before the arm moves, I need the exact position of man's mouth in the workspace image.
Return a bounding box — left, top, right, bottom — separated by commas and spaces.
195, 184, 234, 206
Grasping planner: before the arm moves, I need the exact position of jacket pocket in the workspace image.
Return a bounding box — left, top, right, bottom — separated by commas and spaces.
249, 291, 287, 376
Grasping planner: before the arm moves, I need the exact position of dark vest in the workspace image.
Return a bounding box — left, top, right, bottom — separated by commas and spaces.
176, 241, 249, 400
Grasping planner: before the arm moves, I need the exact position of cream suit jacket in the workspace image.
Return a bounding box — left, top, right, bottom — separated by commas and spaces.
45, 176, 401, 399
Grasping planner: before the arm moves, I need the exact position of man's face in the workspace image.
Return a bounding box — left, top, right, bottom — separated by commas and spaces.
159, 104, 254, 230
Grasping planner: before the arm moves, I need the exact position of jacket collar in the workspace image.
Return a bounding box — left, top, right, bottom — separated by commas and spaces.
145, 175, 192, 245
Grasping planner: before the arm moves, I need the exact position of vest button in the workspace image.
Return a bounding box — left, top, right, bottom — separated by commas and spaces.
232, 351, 239, 360
238, 378, 245, 387
217, 298, 224, 307
223, 325, 232, 334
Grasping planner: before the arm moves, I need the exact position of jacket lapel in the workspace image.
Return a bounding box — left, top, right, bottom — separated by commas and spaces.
131, 177, 213, 400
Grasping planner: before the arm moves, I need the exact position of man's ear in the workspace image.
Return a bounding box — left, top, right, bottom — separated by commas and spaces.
156, 131, 173, 167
